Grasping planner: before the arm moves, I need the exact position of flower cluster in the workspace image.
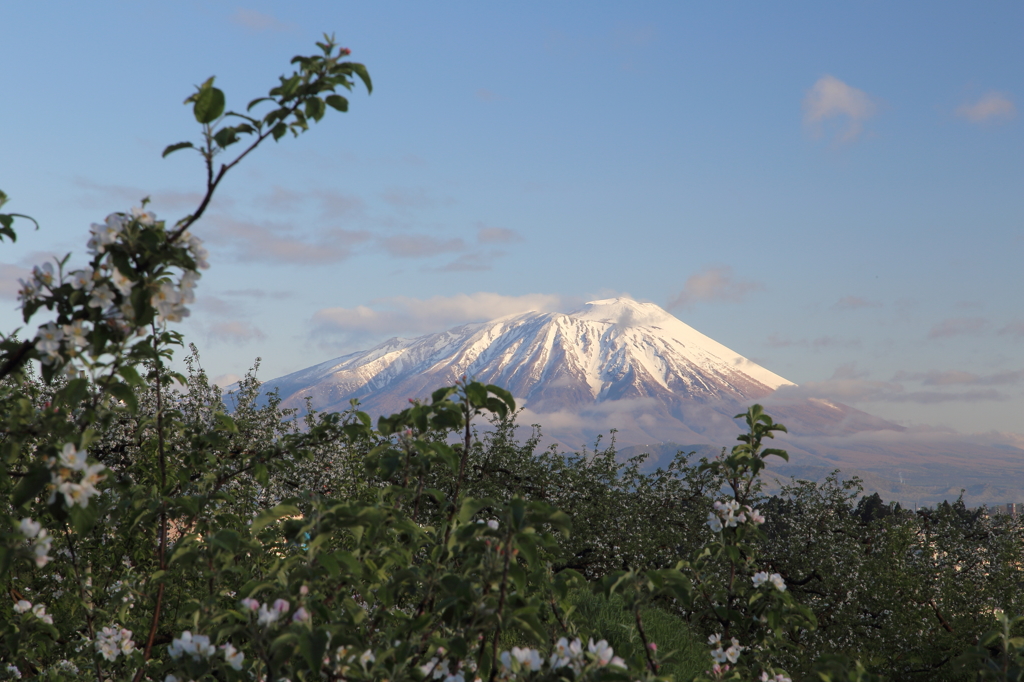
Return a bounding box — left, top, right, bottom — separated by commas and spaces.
151, 270, 200, 324
752, 571, 786, 592
34, 320, 91, 366
240, 596, 294, 627
419, 647, 477, 682
707, 499, 765, 533
709, 633, 745, 664
14, 599, 54, 624
168, 631, 216, 661
19, 517, 53, 567
332, 646, 376, 678
95, 624, 135, 661
17, 262, 57, 304
47, 443, 106, 509
759, 672, 792, 682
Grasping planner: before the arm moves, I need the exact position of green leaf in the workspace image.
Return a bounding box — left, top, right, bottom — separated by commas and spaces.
325, 94, 349, 112
106, 381, 139, 413
193, 82, 226, 124
251, 504, 301, 532
12, 464, 51, 508
214, 412, 239, 434
350, 62, 373, 93
305, 97, 326, 121
162, 141, 194, 158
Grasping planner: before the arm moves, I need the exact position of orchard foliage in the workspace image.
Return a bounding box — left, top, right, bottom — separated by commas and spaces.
3, 36, 1024, 682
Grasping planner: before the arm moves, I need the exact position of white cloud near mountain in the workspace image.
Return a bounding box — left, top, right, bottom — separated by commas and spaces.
776, 362, 1020, 406
956, 92, 1016, 123
803, 75, 878, 144
667, 266, 763, 310
311, 292, 567, 336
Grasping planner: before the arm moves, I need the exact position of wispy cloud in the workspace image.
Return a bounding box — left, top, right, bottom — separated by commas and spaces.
766, 334, 860, 350
667, 266, 763, 310
477, 225, 524, 244
74, 178, 213, 214
999, 320, 1024, 338
381, 187, 443, 209
206, 321, 267, 344
777, 362, 1019, 406
311, 292, 567, 338
435, 252, 502, 272
928, 317, 987, 339
957, 91, 1017, 124
803, 75, 878, 144
252, 187, 365, 221
380, 234, 466, 258
831, 296, 882, 311
205, 216, 371, 265
229, 8, 297, 33
892, 369, 1024, 387
0, 263, 30, 299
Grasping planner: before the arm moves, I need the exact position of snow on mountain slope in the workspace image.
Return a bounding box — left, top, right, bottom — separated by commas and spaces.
265, 298, 794, 422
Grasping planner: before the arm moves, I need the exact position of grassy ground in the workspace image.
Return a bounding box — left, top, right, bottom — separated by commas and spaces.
567, 589, 707, 681
498, 587, 707, 680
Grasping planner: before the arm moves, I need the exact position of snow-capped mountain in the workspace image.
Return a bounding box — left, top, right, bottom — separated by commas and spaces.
268, 298, 786, 411
262, 298, 888, 446
256, 297, 1024, 506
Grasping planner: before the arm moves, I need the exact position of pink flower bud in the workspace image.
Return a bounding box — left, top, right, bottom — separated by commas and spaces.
273, 598, 290, 614
240, 598, 260, 612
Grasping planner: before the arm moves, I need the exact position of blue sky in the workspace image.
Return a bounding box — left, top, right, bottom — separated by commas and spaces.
1, 1, 1021, 434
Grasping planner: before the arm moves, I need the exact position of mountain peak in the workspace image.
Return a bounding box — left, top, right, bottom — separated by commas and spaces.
570, 298, 674, 326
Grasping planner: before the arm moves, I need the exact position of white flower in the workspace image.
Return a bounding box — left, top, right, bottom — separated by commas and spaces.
111, 268, 134, 296
749, 508, 766, 525
95, 625, 132, 661
707, 511, 723, 533
14, 600, 32, 613
19, 518, 41, 539
487, 519, 499, 530
752, 571, 769, 588
708, 633, 721, 646
69, 268, 95, 291
35, 323, 63, 356
512, 646, 542, 672
725, 645, 741, 663
499, 651, 512, 673
62, 320, 89, 348
17, 278, 38, 302
5, 665, 21, 679
59, 442, 88, 471
769, 573, 786, 592
88, 214, 125, 254
222, 643, 244, 670
32, 262, 55, 287
169, 631, 214, 660
588, 639, 615, 666
130, 206, 156, 226
89, 284, 116, 309
359, 649, 375, 668
711, 647, 728, 663
179, 270, 200, 304
33, 530, 53, 567
32, 603, 53, 624
257, 602, 280, 627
